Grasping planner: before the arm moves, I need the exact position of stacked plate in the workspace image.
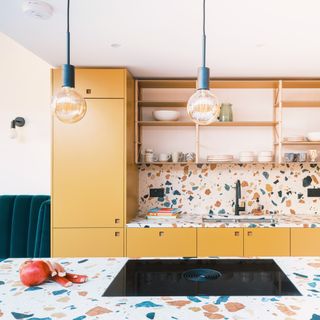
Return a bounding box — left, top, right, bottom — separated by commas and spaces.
257, 151, 273, 163
239, 151, 255, 163
283, 136, 306, 142
207, 155, 234, 163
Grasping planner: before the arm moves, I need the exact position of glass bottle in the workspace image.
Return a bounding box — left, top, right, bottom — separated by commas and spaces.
219, 103, 233, 122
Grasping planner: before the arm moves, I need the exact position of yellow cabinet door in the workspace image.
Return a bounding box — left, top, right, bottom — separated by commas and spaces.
198, 228, 243, 257
52, 68, 125, 98
291, 228, 320, 256
244, 228, 290, 256
53, 99, 124, 228
52, 228, 124, 257
127, 228, 197, 257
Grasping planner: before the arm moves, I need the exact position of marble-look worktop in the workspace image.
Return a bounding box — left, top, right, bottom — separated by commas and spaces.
127, 213, 320, 228
0, 257, 320, 319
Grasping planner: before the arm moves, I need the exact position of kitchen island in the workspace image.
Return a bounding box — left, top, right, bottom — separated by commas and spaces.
0, 257, 320, 319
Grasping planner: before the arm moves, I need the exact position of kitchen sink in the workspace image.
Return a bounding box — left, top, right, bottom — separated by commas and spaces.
202, 215, 277, 224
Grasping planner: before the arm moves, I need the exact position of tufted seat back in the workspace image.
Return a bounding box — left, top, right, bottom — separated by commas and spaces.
0, 195, 50, 259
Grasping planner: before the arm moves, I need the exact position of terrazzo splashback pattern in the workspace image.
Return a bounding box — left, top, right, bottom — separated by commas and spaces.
139, 163, 320, 215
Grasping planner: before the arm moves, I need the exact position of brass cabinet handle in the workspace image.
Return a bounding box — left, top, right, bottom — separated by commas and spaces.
115, 218, 120, 224
115, 232, 120, 237
247, 231, 253, 236
234, 231, 240, 237
159, 231, 164, 237
86, 89, 92, 94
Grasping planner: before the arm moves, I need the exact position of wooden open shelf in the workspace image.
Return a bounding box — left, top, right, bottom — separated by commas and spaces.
137, 79, 279, 89
275, 141, 320, 146
138, 101, 187, 107
138, 121, 194, 126
138, 121, 278, 127
275, 101, 320, 108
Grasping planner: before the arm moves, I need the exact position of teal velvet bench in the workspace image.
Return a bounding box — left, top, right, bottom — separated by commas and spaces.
0, 195, 50, 260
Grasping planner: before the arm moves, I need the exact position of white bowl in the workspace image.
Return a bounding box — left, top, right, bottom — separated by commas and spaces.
307, 132, 320, 142
258, 156, 273, 163
239, 157, 255, 163
239, 151, 255, 157
258, 151, 273, 157
153, 110, 180, 121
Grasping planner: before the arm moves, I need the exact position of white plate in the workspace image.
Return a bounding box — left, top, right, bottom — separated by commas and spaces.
307, 132, 320, 141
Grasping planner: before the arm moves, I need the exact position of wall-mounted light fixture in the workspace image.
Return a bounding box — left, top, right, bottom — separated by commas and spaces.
10, 117, 25, 139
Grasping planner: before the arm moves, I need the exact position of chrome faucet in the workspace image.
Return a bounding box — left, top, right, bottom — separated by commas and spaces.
235, 180, 245, 216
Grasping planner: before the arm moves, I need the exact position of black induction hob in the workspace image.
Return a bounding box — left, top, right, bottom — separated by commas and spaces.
102, 259, 301, 297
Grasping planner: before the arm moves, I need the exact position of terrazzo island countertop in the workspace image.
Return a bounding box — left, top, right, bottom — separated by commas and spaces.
127, 213, 320, 228
1, 257, 320, 319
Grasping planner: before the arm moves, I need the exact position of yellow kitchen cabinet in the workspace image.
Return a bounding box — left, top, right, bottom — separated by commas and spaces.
53, 228, 124, 257
127, 228, 197, 257
198, 228, 244, 257
51, 68, 138, 257
244, 228, 290, 256
291, 228, 320, 256
53, 99, 124, 228
52, 68, 125, 98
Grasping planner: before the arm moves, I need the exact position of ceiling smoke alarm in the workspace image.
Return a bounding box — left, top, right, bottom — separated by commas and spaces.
22, 0, 53, 20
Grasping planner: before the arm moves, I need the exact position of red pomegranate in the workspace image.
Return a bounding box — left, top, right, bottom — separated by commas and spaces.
19, 260, 51, 286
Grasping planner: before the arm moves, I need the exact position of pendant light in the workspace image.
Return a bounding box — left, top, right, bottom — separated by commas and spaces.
51, 0, 87, 124
187, 0, 220, 125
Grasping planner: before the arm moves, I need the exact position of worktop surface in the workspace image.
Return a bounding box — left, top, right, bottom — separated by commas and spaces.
0, 257, 320, 319
127, 213, 320, 228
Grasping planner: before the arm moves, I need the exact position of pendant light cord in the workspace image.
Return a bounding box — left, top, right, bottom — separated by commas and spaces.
202, 0, 206, 68
67, 0, 70, 65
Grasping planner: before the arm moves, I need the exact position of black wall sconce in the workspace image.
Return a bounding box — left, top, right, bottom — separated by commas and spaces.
10, 117, 25, 139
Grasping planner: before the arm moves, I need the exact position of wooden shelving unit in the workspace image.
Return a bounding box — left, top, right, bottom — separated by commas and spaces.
275, 141, 320, 146
138, 121, 278, 127
275, 101, 320, 108
135, 78, 320, 165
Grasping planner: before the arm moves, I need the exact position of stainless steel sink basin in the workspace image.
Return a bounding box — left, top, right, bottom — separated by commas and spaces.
202, 215, 277, 224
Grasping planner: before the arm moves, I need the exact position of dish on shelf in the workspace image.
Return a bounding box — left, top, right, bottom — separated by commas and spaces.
258, 151, 273, 157
239, 157, 255, 163
284, 152, 307, 162
283, 136, 306, 142
239, 151, 255, 157
153, 110, 180, 121
257, 156, 273, 163
307, 132, 320, 142
207, 155, 234, 163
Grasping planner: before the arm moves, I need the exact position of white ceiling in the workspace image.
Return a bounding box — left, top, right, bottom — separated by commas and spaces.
1, 0, 320, 78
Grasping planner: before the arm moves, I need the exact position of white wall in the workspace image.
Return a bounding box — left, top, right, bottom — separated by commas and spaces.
0, 32, 51, 194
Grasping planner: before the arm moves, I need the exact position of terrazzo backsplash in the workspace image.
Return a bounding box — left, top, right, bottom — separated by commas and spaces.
139, 163, 320, 215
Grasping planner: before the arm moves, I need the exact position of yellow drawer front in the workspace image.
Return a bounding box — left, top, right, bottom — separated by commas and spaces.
244, 228, 290, 256
127, 228, 196, 257
198, 228, 243, 257
53, 228, 124, 257
52, 68, 125, 98
291, 228, 320, 256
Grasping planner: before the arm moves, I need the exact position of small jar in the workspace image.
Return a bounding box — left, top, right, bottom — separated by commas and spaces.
219, 103, 233, 122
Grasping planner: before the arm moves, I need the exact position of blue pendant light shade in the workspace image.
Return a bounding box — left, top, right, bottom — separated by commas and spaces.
51, 0, 87, 124
187, 0, 220, 125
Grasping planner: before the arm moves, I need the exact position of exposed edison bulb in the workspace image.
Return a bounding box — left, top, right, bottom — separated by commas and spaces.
187, 89, 220, 125
52, 87, 87, 124
9, 128, 17, 139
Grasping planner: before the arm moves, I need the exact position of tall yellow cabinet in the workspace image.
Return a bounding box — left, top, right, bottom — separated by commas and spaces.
51, 68, 137, 257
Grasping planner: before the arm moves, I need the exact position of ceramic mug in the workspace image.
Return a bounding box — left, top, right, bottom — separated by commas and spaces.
144, 149, 155, 163
172, 151, 183, 162
308, 149, 318, 162
159, 153, 171, 162
185, 152, 196, 162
